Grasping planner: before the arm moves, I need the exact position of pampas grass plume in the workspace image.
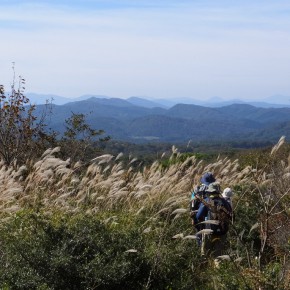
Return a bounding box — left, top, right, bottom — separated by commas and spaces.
172, 233, 184, 239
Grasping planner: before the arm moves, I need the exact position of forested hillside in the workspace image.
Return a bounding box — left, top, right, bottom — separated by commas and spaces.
36, 97, 290, 144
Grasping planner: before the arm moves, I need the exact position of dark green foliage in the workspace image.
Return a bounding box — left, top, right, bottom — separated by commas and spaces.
0, 74, 56, 165
237, 147, 272, 170
0, 210, 205, 289
59, 112, 109, 162
0, 211, 146, 289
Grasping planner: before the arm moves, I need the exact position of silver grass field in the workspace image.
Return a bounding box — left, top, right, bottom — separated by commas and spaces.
0, 137, 289, 288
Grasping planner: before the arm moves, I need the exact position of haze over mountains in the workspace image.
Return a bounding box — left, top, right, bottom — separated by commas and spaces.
32, 94, 290, 145
27, 93, 290, 108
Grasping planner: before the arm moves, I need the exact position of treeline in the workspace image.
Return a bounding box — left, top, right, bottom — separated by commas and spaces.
33, 96, 290, 144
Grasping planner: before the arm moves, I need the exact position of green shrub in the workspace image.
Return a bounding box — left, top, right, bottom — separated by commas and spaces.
0, 210, 147, 289
0, 209, 206, 289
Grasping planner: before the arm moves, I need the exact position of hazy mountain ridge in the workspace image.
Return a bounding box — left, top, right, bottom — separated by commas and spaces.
27, 93, 290, 108
34, 96, 290, 144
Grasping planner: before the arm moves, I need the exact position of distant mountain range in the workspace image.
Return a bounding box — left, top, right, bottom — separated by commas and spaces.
34, 95, 290, 145
27, 93, 290, 108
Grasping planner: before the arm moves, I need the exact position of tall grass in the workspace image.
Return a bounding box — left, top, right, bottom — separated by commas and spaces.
0, 139, 289, 289
1, 147, 250, 213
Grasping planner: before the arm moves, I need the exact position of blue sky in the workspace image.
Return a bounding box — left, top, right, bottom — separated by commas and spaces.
0, 0, 290, 100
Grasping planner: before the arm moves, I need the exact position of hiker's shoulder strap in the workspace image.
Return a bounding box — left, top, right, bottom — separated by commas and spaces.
196, 200, 208, 220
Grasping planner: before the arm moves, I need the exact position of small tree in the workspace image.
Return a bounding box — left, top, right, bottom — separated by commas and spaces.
60, 112, 109, 162
0, 71, 55, 165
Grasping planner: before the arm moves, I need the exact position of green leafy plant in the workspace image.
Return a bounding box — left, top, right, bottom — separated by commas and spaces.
60, 112, 110, 162
0, 67, 55, 165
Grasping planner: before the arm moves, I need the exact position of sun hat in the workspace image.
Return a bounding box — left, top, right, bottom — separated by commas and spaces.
222, 187, 233, 198
206, 182, 221, 193
200, 172, 216, 186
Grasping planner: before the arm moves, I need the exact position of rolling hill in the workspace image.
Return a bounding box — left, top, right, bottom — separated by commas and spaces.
35, 97, 290, 144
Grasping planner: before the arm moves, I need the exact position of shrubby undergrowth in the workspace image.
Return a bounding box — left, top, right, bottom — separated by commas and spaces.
0, 138, 289, 289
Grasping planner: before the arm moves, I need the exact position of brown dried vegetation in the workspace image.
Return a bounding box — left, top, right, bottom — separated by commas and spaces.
0, 137, 289, 289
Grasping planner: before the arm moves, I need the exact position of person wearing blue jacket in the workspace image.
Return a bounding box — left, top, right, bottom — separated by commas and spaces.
190, 172, 216, 244
196, 182, 232, 257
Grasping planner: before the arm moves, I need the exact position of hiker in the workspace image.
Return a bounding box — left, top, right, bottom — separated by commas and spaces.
196, 182, 232, 258
190, 172, 216, 244
190, 172, 216, 227
222, 187, 234, 208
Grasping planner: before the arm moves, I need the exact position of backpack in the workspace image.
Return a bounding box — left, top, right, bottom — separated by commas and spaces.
205, 196, 232, 235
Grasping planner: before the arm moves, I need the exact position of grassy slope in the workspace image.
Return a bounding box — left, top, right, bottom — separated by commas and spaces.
0, 140, 289, 289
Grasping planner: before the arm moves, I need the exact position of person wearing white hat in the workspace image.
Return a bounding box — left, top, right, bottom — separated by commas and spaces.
222, 187, 233, 208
